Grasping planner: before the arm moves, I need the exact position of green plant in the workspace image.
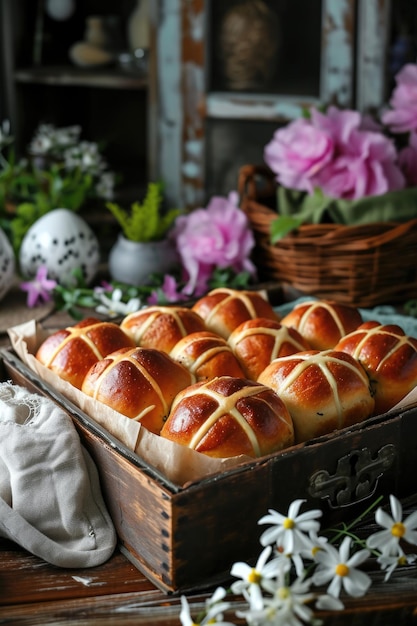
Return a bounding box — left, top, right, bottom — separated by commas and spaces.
106, 181, 182, 242
0, 122, 116, 255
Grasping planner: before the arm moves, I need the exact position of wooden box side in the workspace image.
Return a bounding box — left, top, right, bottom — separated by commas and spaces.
169, 460, 272, 592
0, 354, 180, 593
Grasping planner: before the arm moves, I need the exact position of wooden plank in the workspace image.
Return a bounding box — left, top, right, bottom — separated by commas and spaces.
13, 66, 148, 90
321, 0, 356, 107
355, 0, 391, 111
0, 539, 158, 606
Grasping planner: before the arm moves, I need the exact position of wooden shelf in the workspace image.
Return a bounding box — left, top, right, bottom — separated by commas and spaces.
14, 65, 148, 90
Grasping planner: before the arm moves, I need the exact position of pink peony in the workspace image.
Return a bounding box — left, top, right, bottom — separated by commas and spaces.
315, 126, 405, 199
381, 64, 417, 133
264, 117, 334, 193
398, 131, 417, 187
172, 192, 256, 296
265, 105, 405, 200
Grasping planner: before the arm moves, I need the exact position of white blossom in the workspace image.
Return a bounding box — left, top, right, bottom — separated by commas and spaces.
237, 571, 315, 626
377, 550, 417, 581
95, 287, 142, 318
259, 500, 322, 555
231, 546, 284, 610
179, 586, 234, 626
312, 536, 371, 598
95, 170, 115, 200
366, 494, 417, 557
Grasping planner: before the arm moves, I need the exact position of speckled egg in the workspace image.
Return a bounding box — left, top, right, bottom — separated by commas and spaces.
19, 208, 100, 286
0, 227, 15, 301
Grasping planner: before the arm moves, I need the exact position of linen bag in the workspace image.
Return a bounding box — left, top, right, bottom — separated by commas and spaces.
0, 381, 116, 567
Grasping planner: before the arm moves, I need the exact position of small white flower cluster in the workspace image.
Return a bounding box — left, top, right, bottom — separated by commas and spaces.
28, 123, 115, 200
28, 123, 82, 157
180, 496, 417, 626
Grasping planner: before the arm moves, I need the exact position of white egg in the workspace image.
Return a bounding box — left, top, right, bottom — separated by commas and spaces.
19, 209, 100, 287
0, 227, 15, 302
45, 0, 75, 21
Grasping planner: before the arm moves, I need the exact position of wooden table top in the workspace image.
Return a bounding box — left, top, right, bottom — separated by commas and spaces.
1, 531, 417, 625
1, 293, 417, 625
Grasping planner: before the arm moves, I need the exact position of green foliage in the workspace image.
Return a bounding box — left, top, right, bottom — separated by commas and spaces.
208, 267, 253, 290
106, 181, 182, 242
0, 159, 97, 254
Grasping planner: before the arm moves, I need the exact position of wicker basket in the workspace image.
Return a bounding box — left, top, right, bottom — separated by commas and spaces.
238, 164, 417, 308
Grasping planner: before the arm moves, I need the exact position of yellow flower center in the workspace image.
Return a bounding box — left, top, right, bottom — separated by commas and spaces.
398, 555, 407, 566
277, 586, 290, 600
283, 517, 295, 530
391, 522, 406, 538
335, 563, 350, 577
311, 546, 321, 557
248, 568, 262, 584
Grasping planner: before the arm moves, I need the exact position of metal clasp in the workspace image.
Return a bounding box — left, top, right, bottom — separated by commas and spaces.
308, 444, 396, 508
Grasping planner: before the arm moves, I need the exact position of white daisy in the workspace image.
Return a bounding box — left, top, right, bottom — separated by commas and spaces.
377, 550, 417, 582
366, 494, 417, 557
179, 587, 234, 626
312, 536, 371, 598
230, 545, 283, 610
258, 499, 322, 554
272, 544, 306, 578
237, 570, 315, 626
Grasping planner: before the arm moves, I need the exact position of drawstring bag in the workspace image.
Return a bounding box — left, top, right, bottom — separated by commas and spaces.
0, 381, 116, 568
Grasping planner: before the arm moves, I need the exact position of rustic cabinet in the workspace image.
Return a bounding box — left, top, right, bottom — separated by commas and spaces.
0, 0, 153, 203
153, 0, 411, 209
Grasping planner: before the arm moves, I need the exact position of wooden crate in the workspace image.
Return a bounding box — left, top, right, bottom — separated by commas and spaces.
2, 348, 417, 594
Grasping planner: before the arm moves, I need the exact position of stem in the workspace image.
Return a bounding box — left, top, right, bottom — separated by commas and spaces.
327, 495, 384, 545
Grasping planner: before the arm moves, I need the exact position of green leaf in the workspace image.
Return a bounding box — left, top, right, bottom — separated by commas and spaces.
270, 215, 305, 242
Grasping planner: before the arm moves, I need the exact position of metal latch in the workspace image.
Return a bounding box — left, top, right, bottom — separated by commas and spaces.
308, 444, 396, 508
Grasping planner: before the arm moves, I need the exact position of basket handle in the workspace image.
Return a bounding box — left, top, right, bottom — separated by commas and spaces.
238, 164, 276, 202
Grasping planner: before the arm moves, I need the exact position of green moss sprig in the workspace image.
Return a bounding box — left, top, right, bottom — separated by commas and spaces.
106, 181, 182, 242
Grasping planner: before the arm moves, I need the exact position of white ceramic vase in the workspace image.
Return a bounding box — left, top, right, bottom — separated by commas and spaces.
108, 234, 179, 286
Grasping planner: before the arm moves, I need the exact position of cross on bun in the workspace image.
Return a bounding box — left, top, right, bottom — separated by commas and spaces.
169, 331, 246, 381
334, 321, 417, 415
191, 288, 280, 339
81, 346, 195, 434
120, 305, 207, 352
35, 317, 136, 389
258, 350, 374, 444
280, 300, 363, 350
160, 375, 294, 458
228, 317, 311, 380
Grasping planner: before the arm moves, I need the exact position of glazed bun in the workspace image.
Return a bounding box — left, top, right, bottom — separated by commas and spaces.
170, 331, 246, 381
228, 317, 311, 380
280, 300, 363, 350
81, 346, 195, 434
160, 376, 294, 458
35, 317, 135, 389
192, 288, 280, 339
120, 305, 207, 353
334, 321, 417, 415
258, 350, 374, 444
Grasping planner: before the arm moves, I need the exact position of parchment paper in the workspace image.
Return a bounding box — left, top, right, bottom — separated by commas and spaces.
8, 320, 250, 487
